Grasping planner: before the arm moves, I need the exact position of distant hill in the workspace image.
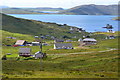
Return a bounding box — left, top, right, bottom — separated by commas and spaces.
36, 7, 64, 10
59, 4, 118, 15
1, 13, 87, 39
0, 6, 9, 8
1, 7, 64, 14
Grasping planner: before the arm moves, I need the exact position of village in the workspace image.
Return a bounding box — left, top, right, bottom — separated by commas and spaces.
1, 0, 119, 78
2, 21, 119, 78
2, 24, 116, 60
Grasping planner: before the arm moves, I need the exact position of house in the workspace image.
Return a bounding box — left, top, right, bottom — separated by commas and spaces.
78, 38, 82, 42
15, 40, 27, 46
66, 39, 72, 42
70, 27, 85, 32
54, 39, 64, 43
42, 43, 49, 46
81, 38, 97, 46
19, 48, 31, 57
107, 30, 115, 33
54, 43, 73, 49
32, 42, 40, 46
106, 35, 115, 39
6, 37, 16, 39
34, 51, 47, 59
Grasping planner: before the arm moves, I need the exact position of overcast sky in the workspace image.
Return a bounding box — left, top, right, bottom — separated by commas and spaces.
0, 0, 119, 8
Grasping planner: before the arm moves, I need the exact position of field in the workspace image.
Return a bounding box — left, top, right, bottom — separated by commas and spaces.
2, 50, 119, 78
2, 37, 119, 79
1, 27, 119, 79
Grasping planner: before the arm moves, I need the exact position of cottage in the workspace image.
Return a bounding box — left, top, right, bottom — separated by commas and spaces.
106, 35, 115, 39
66, 39, 72, 42
54, 39, 64, 43
78, 38, 82, 42
107, 30, 115, 33
19, 48, 31, 57
6, 37, 16, 39
70, 27, 85, 32
34, 51, 46, 59
54, 43, 73, 49
82, 38, 97, 46
15, 40, 27, 46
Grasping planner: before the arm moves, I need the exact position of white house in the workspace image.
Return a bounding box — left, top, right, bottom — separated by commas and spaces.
54, 43, 73, 49
82, 38, 97, 46
32, 42, 40, 46
34, 51, 46, 59
78, 38, 82, 42
106, 35, 115, 39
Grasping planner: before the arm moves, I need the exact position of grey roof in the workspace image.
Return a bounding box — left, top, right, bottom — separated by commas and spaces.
19, 48, 31, 53
54, 43, 73, 47
54, 39, 64, 42
83, 38, 97, 42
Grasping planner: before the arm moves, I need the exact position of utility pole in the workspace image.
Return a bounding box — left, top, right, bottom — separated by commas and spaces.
35, 36, 43, 71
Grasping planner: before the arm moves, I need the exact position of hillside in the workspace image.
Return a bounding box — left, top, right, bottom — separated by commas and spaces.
2, 49, 119, 78
1, 7, 64, 14
2, 13, 88, 39
59, 4, 118, 15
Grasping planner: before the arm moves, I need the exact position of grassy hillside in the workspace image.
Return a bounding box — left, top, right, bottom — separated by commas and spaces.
2, 13, 88, 39
1, 30, 34, 45
60, 4, 118, 15
2, 50, 119, 78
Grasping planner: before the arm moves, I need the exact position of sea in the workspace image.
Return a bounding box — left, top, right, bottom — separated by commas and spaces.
8, 14, 119, 32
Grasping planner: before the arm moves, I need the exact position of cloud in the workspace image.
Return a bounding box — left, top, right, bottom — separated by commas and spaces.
0, 0, 119, 8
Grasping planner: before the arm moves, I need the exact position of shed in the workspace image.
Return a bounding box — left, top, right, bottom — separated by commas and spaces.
54, 43, 73, 49
19, 48, 31, 57
15, 40, 27, 45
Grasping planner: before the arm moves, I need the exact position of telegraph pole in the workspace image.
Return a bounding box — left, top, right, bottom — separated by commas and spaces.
34, 36, 43, 71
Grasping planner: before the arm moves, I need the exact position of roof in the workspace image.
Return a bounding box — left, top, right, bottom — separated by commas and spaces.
15, 40, 26, 45
32, 42, 40, 44
83, 38, 97, 42
19, 48, 31, 53
54, 39, 64, 42
54, 43, 73, 47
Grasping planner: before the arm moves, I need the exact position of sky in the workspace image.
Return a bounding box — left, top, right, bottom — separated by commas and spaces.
0, 0, 119, 9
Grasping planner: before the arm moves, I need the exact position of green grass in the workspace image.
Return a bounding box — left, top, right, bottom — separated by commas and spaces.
1, 30, 34, 45
2, 13, 90, 39
2, 50, 119, 78
2, 37, 119, 78
2, 37, 119, 56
